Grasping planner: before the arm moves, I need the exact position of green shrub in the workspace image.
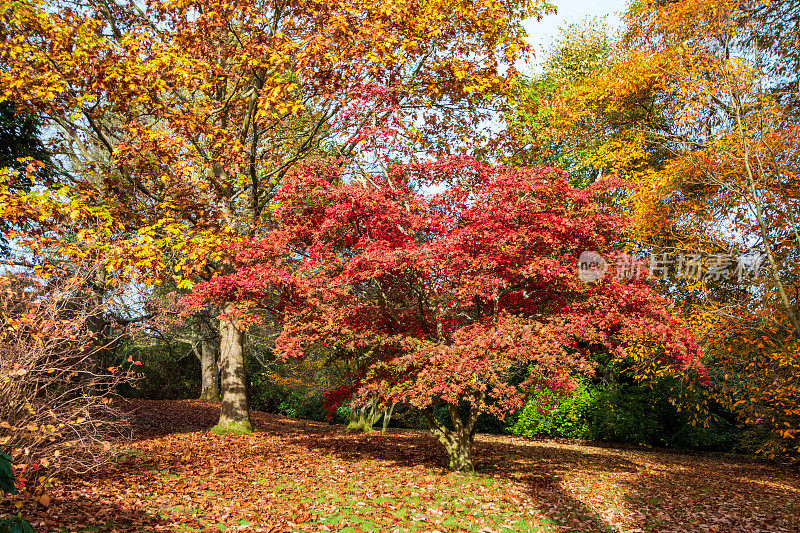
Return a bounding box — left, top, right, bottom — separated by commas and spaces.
0, 451, 33, 533
0, 514, 34, 533
585, 378, 746, 451
0, 451, 16, 495
508, 381, 594, 439
332, 405, 353, 425
505, 376, 745, 452
585, 384, 662, 444
248, 370, 329, 421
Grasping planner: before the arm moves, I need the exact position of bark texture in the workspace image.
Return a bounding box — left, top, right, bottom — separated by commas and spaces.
214, 305, 252, 434
198, 318, 220, 401
346, 395, 383, 433
422, 402, 480, 472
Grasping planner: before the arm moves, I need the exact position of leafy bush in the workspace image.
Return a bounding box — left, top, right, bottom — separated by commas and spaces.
0, 451, 16, 495
0, 451, 33, 533
246, 343, 353, 423
0, 271, 136, 476
118, 342, 200, 400
0, 513, 32, 533
508, 381, 594, 439
277, 391, 326, 421
585, 378, 745, 451
585, 384, 663, 444
506, 376, 745, 452
249, 369, 329, 421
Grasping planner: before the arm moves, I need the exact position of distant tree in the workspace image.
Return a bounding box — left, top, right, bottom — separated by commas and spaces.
0, 101, 51, 179
504, 1, 800, 459
615, 0, 800, 457
502, 20, 671, 190
0, 101, 54, 256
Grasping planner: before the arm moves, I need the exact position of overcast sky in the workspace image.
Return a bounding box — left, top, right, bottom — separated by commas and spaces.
521, 0, 631, 73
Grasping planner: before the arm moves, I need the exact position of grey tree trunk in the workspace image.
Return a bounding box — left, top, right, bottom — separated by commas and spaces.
85, 267, 109, 359
85, 267, 111, 395
213, 304, 252, 434
381, 402, 396, 433
198, 319, 220, 401
347, 404, 360, 430
422, 401, 481, 472
346, 395, 383, 432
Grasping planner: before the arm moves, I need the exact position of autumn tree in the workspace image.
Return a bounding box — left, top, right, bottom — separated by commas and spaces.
0, 101, 55, 257
609, 0, 800, 457
0, 102, 52, 186
188, 157, 707, 471
140, 285, 222, 401
506, 0, 800, 457
0, 162, 146, 488
0, 0, 551, 433
502, 19, 676, 192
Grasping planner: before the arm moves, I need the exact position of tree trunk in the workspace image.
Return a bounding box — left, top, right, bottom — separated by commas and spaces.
442, 431, 474, 472
360, 403, 371, 432
727, 63, 800, 336
347, 403, 361, 431
213, 304, 252, 434
85, 267, 108, 359
198, 318, 220, 401
85, 267, 111, 394
346, 395, 384, 432
422, 401, 480, 472
381, 401, 396, 433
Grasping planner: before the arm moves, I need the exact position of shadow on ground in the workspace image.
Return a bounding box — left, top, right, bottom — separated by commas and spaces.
278, 406, 800, 532
5, 399, 797, 532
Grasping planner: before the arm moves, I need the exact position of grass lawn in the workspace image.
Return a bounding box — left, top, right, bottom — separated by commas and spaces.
3, 399, 798, 532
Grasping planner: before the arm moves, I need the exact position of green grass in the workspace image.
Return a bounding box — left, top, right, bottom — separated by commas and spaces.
210, 420, 254, 435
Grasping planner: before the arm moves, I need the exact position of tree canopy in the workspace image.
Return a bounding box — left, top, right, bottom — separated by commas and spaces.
187, 157, 706, 470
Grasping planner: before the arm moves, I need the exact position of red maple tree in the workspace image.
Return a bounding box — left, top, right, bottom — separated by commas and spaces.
189, 157, 707, 471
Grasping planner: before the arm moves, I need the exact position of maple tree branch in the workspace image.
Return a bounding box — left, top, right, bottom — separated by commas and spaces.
97, 0, 123, 41
421, 406, 449, 439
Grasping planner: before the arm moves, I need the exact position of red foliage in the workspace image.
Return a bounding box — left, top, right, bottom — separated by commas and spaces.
189, 157, 707, 420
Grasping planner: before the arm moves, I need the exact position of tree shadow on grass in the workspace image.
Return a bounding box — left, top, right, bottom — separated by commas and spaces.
603, 447, 800, 532
284, 428, 625, 531
122, 400, 619, 530
282, 428, 800, 532
122, 398, 335, 440
112, 400, 800, 532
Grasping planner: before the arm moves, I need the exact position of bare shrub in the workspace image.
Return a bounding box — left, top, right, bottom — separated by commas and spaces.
0, 265, 138, 480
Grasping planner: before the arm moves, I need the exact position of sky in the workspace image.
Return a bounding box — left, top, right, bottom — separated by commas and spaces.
521, 0, 631, 74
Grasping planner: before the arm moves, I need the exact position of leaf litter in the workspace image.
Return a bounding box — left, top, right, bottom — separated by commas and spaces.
3, 400, 798, 533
